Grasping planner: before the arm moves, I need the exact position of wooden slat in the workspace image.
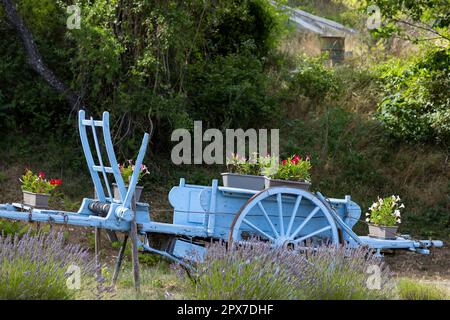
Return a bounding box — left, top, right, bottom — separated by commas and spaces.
92, 165, 114, 173
81, 119, 104, 127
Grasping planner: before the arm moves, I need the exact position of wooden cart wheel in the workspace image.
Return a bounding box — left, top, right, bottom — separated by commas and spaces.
228, 187, 339, 248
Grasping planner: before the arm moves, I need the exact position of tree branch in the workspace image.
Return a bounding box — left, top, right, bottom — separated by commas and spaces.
1, 0, 84, 112
392, 18, 450, 42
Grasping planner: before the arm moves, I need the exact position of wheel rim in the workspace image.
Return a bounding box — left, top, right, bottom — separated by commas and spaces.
228, 187, 339, 248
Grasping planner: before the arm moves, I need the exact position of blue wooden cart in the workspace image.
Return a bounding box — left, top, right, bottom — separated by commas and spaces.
0, 111, 443, 287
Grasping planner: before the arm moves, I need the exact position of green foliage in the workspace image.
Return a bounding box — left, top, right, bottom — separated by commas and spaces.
186, 50, 280, 129
397, 278, 449, 300
20, 169, 61, 194
285, 54, 339, 106
0, 0, 288, 155
0, 220, 30, 237
366, 195, 403, 227
363, 0, 450, 42
226, 153, 276, 175
118, 160, 150, 184
376, 47, 450, 146
269, 154, 311, 181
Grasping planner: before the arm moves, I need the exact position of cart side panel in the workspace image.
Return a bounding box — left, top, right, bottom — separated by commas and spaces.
168, 185, 208, 227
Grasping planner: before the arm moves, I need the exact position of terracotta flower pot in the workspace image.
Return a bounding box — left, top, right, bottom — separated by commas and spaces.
221, 173, 265, 190
368, 224, 398, 240
22, 190, 50, 208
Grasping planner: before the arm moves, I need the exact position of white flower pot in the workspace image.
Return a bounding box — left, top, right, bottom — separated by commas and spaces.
264, 177, 311, 190
113, 184, 143, 202
221, 173, 265, 190
22, 190, 50, 208
368, 224, 398, 240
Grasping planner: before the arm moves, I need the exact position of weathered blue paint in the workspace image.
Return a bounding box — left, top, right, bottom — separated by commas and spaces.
0, 111, 443, 262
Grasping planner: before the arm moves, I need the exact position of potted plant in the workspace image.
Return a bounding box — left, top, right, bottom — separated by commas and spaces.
113, 160, 150, 202
20, 169, 61, 208
222, 153, 275, 190
264, 154, 311, 190
366, 195, 404, 239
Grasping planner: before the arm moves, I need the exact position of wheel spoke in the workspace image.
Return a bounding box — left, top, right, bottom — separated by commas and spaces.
242, 218, 275, 241
257, 202, 279, 238
292, 225, 332, 244
290, 207, 320, 239
277, 193, 284, 236
286, 195, 302, 236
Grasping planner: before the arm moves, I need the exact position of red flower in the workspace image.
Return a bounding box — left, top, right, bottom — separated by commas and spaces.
50, 178, 62, 186
38, 172, 45, 179
281, 159, 287, 165
291, 154, 300, 164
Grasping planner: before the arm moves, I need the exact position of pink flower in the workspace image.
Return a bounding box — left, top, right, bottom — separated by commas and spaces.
38, 172, 45, 179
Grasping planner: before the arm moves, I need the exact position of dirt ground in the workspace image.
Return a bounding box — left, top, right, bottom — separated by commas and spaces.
383, 245, 450, 291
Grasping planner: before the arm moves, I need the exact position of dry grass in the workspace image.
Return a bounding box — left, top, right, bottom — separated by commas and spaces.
397, 278, 449, 300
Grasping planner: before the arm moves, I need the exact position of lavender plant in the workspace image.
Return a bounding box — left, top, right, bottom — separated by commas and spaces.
182, 242, 395, 300
0, 230, 97, 299
186, 242, 307, 300
297, 245, 395, 300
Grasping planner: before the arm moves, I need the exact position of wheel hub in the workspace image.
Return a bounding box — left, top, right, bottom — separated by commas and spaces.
274, 236, 294, 248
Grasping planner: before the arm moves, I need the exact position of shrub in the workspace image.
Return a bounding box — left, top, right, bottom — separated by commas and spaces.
186, 51, 279, 130
376, 47, 450, 146
284, 54, 339, 107
0, 231, 96, 299
397, 278, 449, 300
0, 220, 30, 237
183, 242, 394, 300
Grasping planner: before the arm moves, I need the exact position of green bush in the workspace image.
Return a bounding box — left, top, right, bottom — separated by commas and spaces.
376, 47, 450, 146
0, 0, 288, 155
284, 54, 339, 107
186, 50, 280, 129
397, 278, 449, 300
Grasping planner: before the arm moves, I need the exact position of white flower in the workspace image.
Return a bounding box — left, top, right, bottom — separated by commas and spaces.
399, 203, 405, 209
397, 218, 401, 224
391, 195, 396, 201
394, 210, 401, 217
396, 196, 401, 201
366, 218, 370, 223
378, 198, 384, 205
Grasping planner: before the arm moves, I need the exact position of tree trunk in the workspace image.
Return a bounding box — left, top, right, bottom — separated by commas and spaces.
1, 0, 82, 112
